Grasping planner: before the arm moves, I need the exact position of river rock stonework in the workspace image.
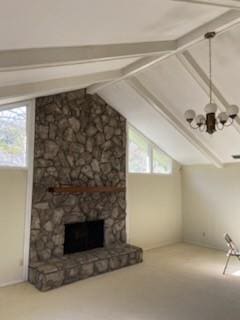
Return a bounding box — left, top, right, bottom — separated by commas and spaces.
29, 89, 143, 290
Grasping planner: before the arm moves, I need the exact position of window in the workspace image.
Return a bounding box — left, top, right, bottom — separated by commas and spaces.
0, 105, 27, 167
128, 127, 150, 173
128, 126, 172, 175
152, 148, 171, 174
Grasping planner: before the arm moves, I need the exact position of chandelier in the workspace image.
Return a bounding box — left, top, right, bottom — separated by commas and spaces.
184, 31, 239, 135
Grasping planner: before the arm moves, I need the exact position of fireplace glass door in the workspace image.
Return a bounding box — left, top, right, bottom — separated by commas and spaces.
64, 220, 104, 254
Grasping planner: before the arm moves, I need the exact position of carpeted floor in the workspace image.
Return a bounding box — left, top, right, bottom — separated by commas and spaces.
1, 243, 240, 320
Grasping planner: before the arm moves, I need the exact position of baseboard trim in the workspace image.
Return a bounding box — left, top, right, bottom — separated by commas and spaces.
0, 279, 24, 288
143, 240, 182, 252
183, 239, 226, 252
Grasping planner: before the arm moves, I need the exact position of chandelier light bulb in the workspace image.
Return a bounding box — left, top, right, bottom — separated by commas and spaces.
195, 114, 205, 126
184, 109, 196, 122
218, 112, 228, 124
227, 105, 239, 118
204, 103, 218, 114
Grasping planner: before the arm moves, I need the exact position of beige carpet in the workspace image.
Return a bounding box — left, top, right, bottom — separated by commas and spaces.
1, 243, 240, 320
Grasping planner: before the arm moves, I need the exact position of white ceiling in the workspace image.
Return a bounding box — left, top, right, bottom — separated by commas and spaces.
1, 0, 240, 166
0, 0, 226, 50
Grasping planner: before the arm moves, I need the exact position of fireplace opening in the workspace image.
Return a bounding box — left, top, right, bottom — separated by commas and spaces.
64, 220, 104, 254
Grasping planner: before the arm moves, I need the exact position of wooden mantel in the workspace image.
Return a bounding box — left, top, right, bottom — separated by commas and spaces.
48, 186, 125, 193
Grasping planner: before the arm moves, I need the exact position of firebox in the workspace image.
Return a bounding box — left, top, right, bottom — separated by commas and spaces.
64, 220, 104, 254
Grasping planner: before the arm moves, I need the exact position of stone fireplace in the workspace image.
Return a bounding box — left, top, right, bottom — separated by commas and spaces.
28, 89, 142, 291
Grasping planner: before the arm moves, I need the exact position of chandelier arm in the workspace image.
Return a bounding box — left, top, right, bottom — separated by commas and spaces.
225, 117, 234, 127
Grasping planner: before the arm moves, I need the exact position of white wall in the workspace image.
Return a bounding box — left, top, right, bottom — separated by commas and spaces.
0, 169, 27, 286
127, 164, 182, 250
182, 164, 240, 250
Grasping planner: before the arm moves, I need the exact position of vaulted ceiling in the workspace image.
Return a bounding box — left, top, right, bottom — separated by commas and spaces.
1, 0, 240, 166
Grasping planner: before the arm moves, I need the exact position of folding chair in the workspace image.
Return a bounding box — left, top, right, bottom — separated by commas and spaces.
223, 233, 240, 275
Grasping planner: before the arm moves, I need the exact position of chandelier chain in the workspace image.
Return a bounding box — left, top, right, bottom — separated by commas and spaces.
209, 37, 213, 104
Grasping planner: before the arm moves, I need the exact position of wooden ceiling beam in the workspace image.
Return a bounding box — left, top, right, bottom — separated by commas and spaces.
0, 41, 177, 72
177, 10, 240, 50
0, 70, 121, 106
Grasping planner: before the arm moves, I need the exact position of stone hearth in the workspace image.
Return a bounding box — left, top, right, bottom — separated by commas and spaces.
29, 244, 142, 291
29, 89, 143, 291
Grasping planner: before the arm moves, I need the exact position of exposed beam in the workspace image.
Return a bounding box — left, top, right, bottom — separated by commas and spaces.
87, 10, 240, 94
87, 54, 172, 94
176, 51, 240, 133
0, 70, 121, 106
0, 41, 177, 72
127, 77, 223, 168
178, 10, 240, 50
172, 0, 240, 10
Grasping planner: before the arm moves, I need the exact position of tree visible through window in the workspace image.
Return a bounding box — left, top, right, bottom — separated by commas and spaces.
128, 126, 172, 174
0, 106, 27, 167
128, 127, 150, 173
153, 148, 171, 174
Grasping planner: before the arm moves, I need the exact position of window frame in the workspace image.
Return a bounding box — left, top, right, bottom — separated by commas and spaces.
127, 125, 172, 176
0, 101, 31, 170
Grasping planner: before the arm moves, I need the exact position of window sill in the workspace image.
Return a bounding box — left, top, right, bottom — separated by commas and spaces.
128, 172, 172, 176
0, 166, 27, 171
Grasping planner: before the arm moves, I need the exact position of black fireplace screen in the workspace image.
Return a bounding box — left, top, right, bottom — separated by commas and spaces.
64, 220, 104, 254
